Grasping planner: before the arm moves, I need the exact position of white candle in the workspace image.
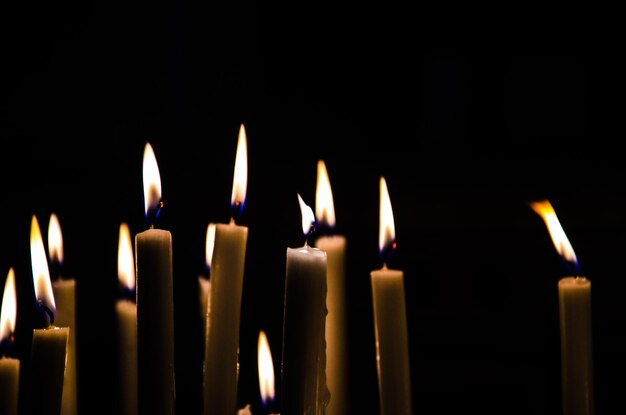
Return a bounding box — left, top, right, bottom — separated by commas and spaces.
370, 177, 412, 415
198, 223, 215, 341
203, 123, 249, 415
116, 222, 138, 415
281, 194, 328, 415
48, 213, 78, 415
313, 160, 348, 415
531, 200, 594, 415
28, 214, 69, 415
136, 143, 175, 415
0, 268, 20, 415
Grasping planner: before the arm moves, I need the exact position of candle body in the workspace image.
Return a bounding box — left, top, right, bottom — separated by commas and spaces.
135, 229, 175, 415
203, 223, 248, 415
52, 278, 78, 415
27, 326, 69, 415
0, 357, 20, 415
370, 268, 412, 415
116, 299, 138, 415
558, 276, 594, 415
281, 246, 328, 415
314, 235, 347, 415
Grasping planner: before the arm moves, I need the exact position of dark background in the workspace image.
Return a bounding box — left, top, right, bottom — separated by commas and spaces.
1, 2, 624, 414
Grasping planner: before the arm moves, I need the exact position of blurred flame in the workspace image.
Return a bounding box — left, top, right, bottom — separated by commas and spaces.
143, 142, 162, 220
48, 213, 64, 266
297, 193, 315, 238
0, 268, 17, 342
530, 199, 579, 269
118, 222, 135, 290
258, 330, 275, 405
205, 223, 216, 270
379, 176, 396, 255
315, 160, 336, 228
230, 123, 248, 219
30, 215, 56, 316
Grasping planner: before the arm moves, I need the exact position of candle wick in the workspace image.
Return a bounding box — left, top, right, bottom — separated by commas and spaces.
229, 216, 236, 226
37, 299, 55, 326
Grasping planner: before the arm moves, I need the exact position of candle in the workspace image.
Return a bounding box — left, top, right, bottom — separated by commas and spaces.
136, 143, 175, 415
370, 177, 412, 415
531, 200, 594, 415
48, 213, 78, 415
116, 222, 138, 415
203, 123, 249, 415
0, 268, 20, 415
313, 160, 348, 415
281, 194, 329, 415
198, 223, 216, 341
27, 214, 69, 415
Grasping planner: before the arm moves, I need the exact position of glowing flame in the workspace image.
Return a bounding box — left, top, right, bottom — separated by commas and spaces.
30, 215, 56, 316
48, 213, 64, 266
530, 199, 579, 272
258, 330, 275, 406
118, 222, 135, 291
379, 176, 396, 257
0, 268, 17, 343
143, 142, 162, 221
230, 123, 248, 220
315, 160, 336, 228
205, 223, 216, 270
297, 193, 316, 239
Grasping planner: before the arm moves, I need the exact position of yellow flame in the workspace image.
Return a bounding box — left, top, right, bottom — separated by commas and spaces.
379, 176, 396, 254
530, 199, 578, 265
0, 268, 17, 342
230, 123, 248, 213
118, 222, 135, 290
30, 215, 56, 314
205, 223, 216, 269
297, 193, 315, 237
48, 213, 64, 266
315, 160, 336, 228
258, 330, 275, 404
143, 142, 162, 219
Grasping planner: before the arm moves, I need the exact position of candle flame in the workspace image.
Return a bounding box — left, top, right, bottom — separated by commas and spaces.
258, 330, 276, 406
0, 268, 17, 343
379, 176, 396, 261
297, 193, 316, 241
530, 199, 579, 273
230, 123, 248, 221
48, 213, 64, 267
118, 222, 135, 291
315, 160, 336, 228
30, 215, 56, 317
205, 223, 216, 270
142, 142, 162, 223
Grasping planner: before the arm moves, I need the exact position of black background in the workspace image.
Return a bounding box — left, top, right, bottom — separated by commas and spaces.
1, 2, 624, 414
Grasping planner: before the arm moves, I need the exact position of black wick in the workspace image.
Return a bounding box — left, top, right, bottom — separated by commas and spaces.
146, 201, 164, 229
37, 299, 55, 326
381, 240, 397, 267
0, 334, 14, 357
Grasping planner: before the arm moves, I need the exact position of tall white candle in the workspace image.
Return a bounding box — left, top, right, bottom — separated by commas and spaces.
0, 268, 20, 415
28, 214, 69, 415
531, 200, 594, 415
370, 177, 412, 415
48, 213, 78, 415
136, 143, 175, 415
281, 194, 329, 415
116, 222, 138, 415
313, 160, 348, 415
203, 123, 249, 415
